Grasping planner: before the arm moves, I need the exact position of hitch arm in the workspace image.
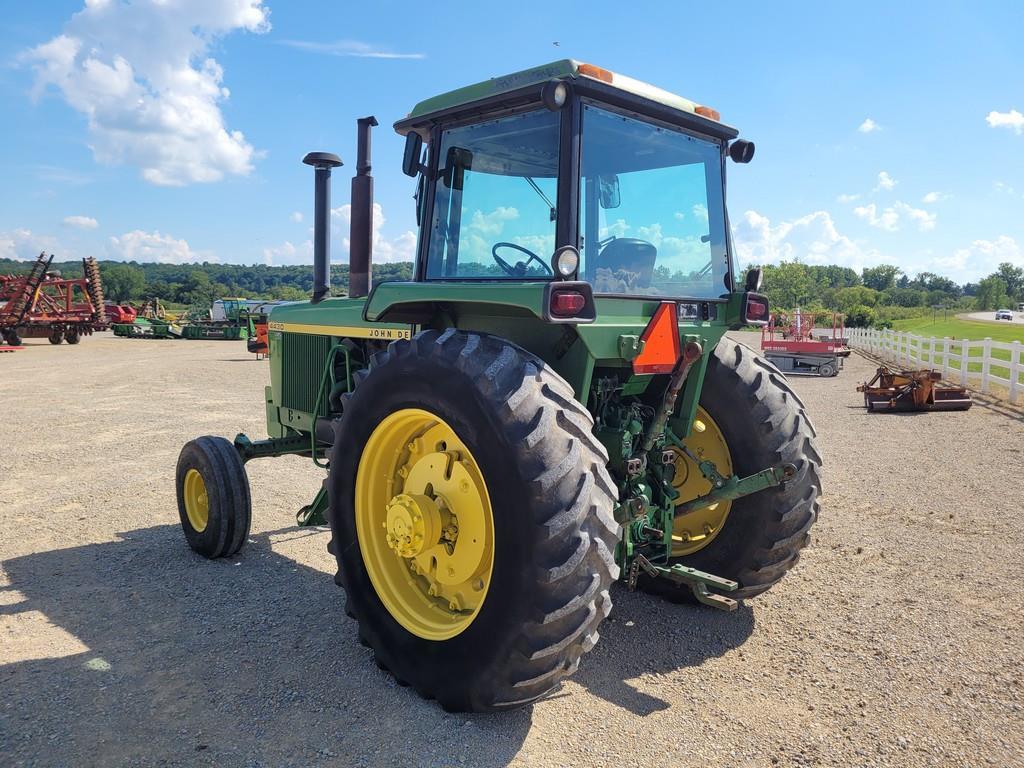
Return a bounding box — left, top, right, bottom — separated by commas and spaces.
672, 462, 797, 517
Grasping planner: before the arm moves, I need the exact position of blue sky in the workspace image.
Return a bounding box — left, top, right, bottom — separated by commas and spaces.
1, 1, 1022, 283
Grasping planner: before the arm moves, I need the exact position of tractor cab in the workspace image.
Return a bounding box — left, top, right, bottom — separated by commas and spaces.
395, 60, 757, 308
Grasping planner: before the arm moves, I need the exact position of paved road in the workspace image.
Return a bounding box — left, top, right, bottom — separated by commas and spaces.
962, 310, 1024, 325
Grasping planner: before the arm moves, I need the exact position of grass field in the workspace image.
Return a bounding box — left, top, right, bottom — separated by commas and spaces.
890, 316, 1023, 343
885, 316, 1022, 383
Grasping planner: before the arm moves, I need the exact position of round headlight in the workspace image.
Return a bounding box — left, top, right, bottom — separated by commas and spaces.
552, 246, 580, 278
542, 80, 570, 111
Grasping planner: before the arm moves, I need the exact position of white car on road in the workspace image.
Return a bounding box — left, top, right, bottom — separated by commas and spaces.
995, 309, 1014, 320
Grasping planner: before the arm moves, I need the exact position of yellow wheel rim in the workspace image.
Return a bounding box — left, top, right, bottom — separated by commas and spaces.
183, 468, 210, 533
355, 408, 495, 641
670, 407, 733, 557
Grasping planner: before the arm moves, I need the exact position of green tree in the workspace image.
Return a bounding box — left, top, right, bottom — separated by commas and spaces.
268, 285, 309, 301
833, 285, 880, 311
975, 276, 1009, 311
762, 262, 814, 309
809, 265, 860, 289
862, 264, 902, 291
844, 304, 877, 328
883, 287, 927, 307
995, 262, 1024, 299
101, 263, 146, 302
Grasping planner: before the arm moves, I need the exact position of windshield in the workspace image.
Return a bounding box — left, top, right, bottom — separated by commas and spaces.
578, 104, 729, 299
425, 110, 560, 280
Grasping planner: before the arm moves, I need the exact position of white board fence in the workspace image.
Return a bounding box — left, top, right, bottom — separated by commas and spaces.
847, 327, 1023, 404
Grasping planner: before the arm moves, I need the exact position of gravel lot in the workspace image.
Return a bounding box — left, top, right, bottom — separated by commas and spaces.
2, 331, 1023, 768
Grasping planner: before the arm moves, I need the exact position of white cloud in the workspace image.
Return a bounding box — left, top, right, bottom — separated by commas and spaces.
63, 215, 98, 230
854, 203, 899, 231
853, 201, 937, 232
937, 236, 1021, 282
874, 171, 898, 191
603, 219, 631, 239
994, 181, 1016, 195
692, 203, 709, 222
290, 211, 304, 223
23, 1, 269, 186
921, 191, 949, 204
280, 39, 426, 59
837, 193, 861, 203
108, 229, 208, 263
986, 109, 1024, 135
733, 210, 879, 271
469, 206, 519, 237
0, 228, 62, 260
331, 202, 417, 264
37, 165, 92, 186
894, 202, 936, 232
262, 239, 315, 266
858, 118, 881, 133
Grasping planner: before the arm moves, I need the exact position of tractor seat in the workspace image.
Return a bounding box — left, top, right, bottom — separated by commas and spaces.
597, 238, 658, 288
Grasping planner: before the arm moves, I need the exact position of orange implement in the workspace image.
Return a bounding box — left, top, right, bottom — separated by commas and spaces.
857, 367, 972, 412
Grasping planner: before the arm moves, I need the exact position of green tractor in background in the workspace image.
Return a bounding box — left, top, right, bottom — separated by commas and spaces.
180, 298, 260, 340
176, 61, 820, 712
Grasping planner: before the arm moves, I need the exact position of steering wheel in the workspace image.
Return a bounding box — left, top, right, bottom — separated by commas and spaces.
491, 242, 553, 278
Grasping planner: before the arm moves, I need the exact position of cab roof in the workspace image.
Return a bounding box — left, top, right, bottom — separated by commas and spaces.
394, 59, 737, 140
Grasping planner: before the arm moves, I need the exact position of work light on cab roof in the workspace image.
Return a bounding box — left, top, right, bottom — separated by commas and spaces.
174, 58, 819, 714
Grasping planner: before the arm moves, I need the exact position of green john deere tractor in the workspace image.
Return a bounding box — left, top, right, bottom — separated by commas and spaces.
176, 60, 821, 712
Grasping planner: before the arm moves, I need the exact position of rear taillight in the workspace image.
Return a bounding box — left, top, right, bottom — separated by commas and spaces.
743, 293, 770, 326
541, 281, 595, 323
550, 290, 586, 317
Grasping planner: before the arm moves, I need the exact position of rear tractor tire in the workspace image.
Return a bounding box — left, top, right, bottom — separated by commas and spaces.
327, 329, 619, 712
652, 339, 821, 601
175, 436, 252, 558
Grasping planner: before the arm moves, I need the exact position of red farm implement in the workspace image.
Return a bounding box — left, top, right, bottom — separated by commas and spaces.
761, 309, 849, 377
0, 253, 107, 346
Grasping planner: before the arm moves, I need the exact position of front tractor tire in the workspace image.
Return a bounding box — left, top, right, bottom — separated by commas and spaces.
658, 339, 821, 601
175, 436, 252, 558
327, 329, 619, 712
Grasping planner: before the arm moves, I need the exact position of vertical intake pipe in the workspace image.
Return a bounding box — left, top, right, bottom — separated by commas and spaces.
348, 116, 378, 300
302, 151, 343, 304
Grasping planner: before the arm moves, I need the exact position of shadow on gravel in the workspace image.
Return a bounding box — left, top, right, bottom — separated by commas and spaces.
968, 393, 1024, 423
571, 585, 755, 716
1, 525, 531, 767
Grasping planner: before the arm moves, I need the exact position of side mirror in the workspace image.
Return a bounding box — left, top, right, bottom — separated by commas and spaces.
402, 132, 423, 177
744, 266, 764, 292
443, 147, 473, 191
729, 139, 755, 164
598, 174, 620, 209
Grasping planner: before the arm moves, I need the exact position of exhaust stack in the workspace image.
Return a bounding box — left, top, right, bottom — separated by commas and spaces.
302, 151, 343, 304
348, 116, 378, 299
